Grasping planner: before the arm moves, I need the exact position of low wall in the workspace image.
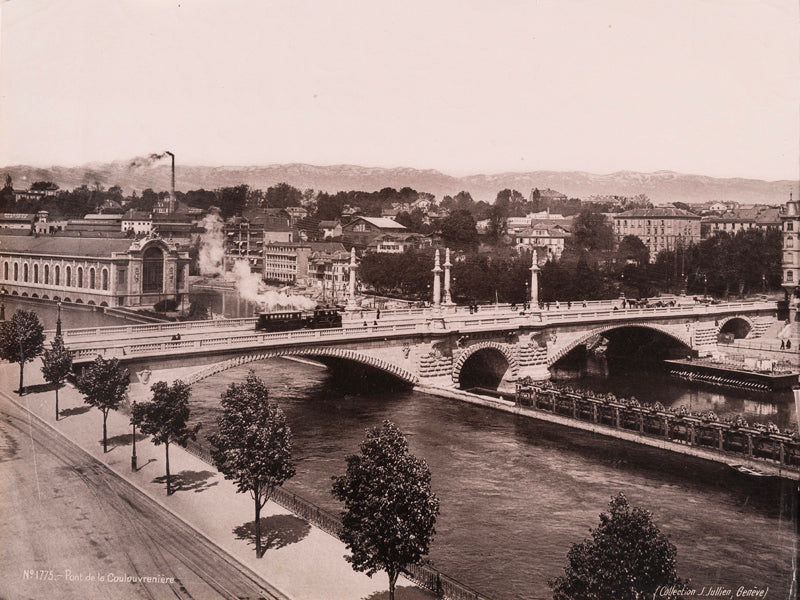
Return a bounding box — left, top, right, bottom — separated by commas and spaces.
415, 384, 798, 480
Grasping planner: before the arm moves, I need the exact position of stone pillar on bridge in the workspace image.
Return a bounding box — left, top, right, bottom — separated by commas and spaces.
432, 249, 442, 308
346, 247, 358, 311
530, 250, 540, 306
443, 247, 453, 305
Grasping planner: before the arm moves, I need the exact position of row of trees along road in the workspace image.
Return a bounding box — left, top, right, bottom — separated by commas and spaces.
0, 309, 684, 599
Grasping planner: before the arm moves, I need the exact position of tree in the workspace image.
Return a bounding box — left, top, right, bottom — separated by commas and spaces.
440, 209, 478, 250
76, 357, 130, 452
187, 295, 210, 320
40, 335, 73, 420
0, 310, 45, 394
487, 204, 508, 241
0, 174, 14, 211
209, 372, 295, 558
132, 380, 200, 495
265, 182, 303, 208
549, 492, 682, 600
331, 420, 439, 600
617, 235, 650, 266
570, 209, 615, 252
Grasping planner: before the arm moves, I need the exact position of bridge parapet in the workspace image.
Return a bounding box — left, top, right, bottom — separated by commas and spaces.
65, 300, 779, 390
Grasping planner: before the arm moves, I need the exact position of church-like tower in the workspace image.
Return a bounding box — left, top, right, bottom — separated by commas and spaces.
780, 193, 800, 328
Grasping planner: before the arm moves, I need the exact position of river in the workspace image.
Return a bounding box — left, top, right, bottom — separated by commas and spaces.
188, 358, 797, 600
1, 297, 136, 330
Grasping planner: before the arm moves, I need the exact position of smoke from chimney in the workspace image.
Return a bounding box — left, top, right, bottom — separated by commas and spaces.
128, 151, 171, 168
198, 211, 316, 311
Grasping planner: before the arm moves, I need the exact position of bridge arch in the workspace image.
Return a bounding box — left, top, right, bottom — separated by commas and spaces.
717, 316, 754, 339
452, 341, 518, 389
182, 346, 419, 387
548, 322, 692, 366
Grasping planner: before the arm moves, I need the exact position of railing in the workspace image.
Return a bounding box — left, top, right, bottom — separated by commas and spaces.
59, 317, 259, 339
59, 299, 775, 339
70, 321, 429, 361
720, 339, 795, 353
180, 440, 492, 600
66, 300, 777, 362
515, 384, 799, 471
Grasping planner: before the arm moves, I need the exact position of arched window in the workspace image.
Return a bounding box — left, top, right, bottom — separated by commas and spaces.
33, 264, 39, 284
3, 262, 7, 280
23, 263, 28, 282
142, 246, 164, 293
44, 265, 49, 285
102, 268, 108, 291
77, 267, 83, 288
55, 265, 60, 286
89, 268, 96, 289
66, 266, 72, 287
14, 263, 18, 281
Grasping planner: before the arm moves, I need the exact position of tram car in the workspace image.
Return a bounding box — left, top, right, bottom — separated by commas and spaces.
255, 306, 343, 332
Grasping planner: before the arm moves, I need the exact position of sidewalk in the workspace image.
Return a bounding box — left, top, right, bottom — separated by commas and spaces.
1, 359, 429, 600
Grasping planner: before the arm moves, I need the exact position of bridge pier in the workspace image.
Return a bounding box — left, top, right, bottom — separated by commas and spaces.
517, 364, 551, 381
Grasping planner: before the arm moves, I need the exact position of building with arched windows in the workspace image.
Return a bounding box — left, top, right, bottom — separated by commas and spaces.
0, 234, 190, 307
781, 194, 800, 295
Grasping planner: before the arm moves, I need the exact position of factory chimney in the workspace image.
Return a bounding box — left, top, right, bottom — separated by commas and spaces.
166, 151, 175, 213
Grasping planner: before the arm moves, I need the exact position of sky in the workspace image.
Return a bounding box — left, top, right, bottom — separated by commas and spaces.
1, 0, 798, 181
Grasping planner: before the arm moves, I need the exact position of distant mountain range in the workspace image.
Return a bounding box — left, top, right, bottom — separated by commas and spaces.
2, 162, 797, 206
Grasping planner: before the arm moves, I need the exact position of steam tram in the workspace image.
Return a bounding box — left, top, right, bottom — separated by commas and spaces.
255, 306, 343, 332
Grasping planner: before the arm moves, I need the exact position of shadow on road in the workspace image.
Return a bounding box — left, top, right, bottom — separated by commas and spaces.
105, 432, 148, 447
153, 469, 218, 493
60, 405, 91, 418
361, 585, 436, 600
24, 382, 58, 395
233, 514, 311, 552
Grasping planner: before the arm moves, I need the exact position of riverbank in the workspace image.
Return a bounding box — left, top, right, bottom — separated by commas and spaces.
414, 383, 799, 480
0, 359, 431, 600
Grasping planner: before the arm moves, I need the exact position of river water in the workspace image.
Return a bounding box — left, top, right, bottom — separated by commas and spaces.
1, 297, 135, 330
189, 358, 798, 600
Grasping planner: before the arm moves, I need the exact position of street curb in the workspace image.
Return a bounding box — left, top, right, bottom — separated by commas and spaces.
0, 387, 292, 600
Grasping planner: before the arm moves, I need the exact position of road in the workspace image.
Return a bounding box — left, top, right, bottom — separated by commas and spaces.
0, 393, 286, 600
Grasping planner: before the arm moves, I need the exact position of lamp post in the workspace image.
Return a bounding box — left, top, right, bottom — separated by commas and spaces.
130, 402, 138, 471
56, 301, 62, 337
762, 273, 766, 294
703, 274, 708, 299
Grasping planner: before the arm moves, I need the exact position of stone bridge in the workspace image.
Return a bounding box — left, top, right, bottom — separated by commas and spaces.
63, 300, 778, 392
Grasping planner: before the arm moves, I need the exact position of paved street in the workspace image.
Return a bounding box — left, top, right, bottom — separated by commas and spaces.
0, 393, 285, 600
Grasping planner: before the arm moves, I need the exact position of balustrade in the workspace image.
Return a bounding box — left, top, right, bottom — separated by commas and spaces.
515, 382, 798, 470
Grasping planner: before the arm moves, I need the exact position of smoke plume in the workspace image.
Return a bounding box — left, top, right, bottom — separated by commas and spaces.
199, 212, 225, 276
198, 211, 316, 311
129, 151, 171, 168
230, 261, 316, 311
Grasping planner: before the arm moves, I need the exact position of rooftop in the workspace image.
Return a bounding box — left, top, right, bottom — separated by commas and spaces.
347, 216, 406, 229
0, 234, 134, 256
615, 208, 700, 218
